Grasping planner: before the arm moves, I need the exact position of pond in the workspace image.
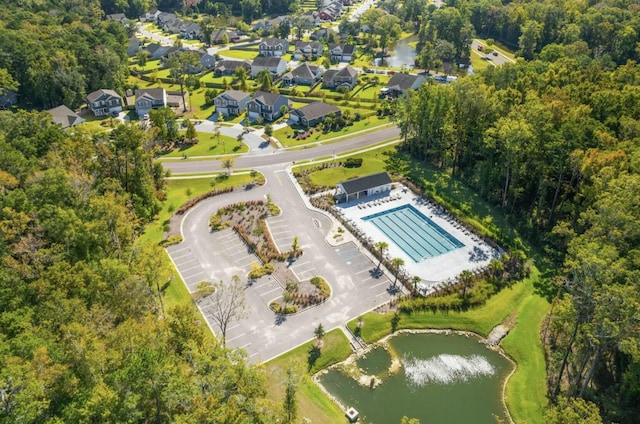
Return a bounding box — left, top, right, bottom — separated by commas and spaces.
317, 332, 513, 423
374, 37, 417, 69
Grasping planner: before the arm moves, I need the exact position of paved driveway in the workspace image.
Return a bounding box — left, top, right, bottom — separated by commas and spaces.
166, 167, 399, 362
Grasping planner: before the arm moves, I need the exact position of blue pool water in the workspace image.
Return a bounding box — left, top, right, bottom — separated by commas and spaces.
363, 204, 464, 262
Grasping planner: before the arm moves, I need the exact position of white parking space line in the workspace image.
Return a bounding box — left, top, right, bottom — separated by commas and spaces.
260, 286, 282, 297
239, 342, 252, 350
370, 280, 389, 289
226, 333, 246, 343
172, 252, 194, 261
227, 324, 240, 332
168, 246, 190, 254
180, 263, 203, 273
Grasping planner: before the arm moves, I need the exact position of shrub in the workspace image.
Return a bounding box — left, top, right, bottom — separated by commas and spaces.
160, 235, 183, 247
344, 157, 363, 168
209, 214, 224, 230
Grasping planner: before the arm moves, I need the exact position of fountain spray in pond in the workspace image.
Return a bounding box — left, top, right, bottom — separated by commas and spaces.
403, 354, 495, 385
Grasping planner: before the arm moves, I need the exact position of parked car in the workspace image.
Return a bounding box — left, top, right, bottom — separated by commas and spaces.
492, 51, 499, 56
477, 45, 484, 51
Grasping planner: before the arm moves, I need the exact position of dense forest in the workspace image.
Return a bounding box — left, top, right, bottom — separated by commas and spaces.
0, 113, 276, 422
394, 8, 640, 424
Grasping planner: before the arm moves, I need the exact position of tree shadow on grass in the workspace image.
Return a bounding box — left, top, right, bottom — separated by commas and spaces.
308, 345, 321, 371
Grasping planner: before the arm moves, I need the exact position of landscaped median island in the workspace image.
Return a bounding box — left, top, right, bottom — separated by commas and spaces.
206, 198, 333, 315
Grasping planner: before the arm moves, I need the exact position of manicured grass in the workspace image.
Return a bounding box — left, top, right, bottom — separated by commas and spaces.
218, 49, 259, 60
470, 49, 494, 72
475, 38, 516, 61
263, 329, 351, 423
501, 290, 550, 424
302, 145, 398, 185
274, 117, 392, 147
140, 174, 255, 245
160, 132, 247, 157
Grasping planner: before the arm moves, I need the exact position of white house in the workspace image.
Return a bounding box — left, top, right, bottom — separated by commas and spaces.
335, 172, 393, 203
251, 56, 287, 78
86, 89, 123, 117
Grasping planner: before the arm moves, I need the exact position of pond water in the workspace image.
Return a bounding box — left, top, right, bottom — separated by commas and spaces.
374, 37, 417, 69
317, 332, 513, 423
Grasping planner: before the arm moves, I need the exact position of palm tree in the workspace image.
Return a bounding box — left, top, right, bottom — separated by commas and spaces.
374, 241, 388, 270
221, 157, 234, 176
213, 126, 223, 153
280, 104, 289, 121
391, 257, 405, 287
412, 276, 422, 294
459, 270, 473, 305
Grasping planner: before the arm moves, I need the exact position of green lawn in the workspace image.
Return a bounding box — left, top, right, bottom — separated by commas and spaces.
274, 118, 392, 148
218, 49, 259, 60
263, 329, 352, 423
302, 145, 398, 184
160, 132, 247, 157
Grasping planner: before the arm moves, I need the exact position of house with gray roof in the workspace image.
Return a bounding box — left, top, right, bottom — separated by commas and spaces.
211, 29, 240, 44
310, 27, 337, 41
328, 43, 355, 62
47, 105, 84, 129
292, 41, 324, 60
247, 91, 289, 122
251, 56, 287, 78
86, 89, 123, 117
290, 102, 340, 128
322, 66, 358, 90
214, 90, 250, 117
105, 13, 126, 23
282, 63, 324, 86
214, 59, 251, 77
135, 88, 167, 116
335, 172, 393, 203
384, 73, 426, 97
258, 38, 289, 57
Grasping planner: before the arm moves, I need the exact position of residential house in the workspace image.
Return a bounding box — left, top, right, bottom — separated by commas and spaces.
214, 90, 250, 117
196, 50, 216, 70
47, 105, 84, 129
329, 43, 355, 62
282, 63, 324, 86
258, 38, 289, 57
135, 88, 167, 116
127, 35, 140, 56
383, 73, 426, 97
144, 43, 172, 60
335, 172, 393, 203
318, 1, 343, 21
292, 41, 324, 60
310, 27, 337, 41
251, 56, 287, 78
157, 12, 177, 26
322, 66, 358, 90
214, 60, 251, 77
86, 89, 123, 117
253, 15, 292, 32
105, 13, 126, 23
290, 102, 340, 128
0, 90, 17, 110
179, 22, 201, 40
140, 9, 161, 22
247, 91, 289, 122
211, 29, 239, 44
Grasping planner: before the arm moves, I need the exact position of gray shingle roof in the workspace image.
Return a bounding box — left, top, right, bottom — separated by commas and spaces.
252, 56, 284, 67
291, 63, 315, 79
260, 38, 287, 47
135, 88, 166, 101
336, 66, 357, 78
386, 73, 421, 91
252, 90, 285, 107
47, 105, 81, 129
294, 102, 340, 121
86, 89, 121, 104
338, 172, 392, 195
220, 90, 250, 101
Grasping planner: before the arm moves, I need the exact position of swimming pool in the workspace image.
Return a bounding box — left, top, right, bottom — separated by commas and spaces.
363, 204, 464, 262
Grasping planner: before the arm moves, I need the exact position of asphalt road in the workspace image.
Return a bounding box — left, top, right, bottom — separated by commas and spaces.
471, 40, 515, 67
162, 125, 401, 175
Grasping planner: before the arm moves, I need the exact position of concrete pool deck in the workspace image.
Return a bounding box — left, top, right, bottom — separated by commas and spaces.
335, 186, 502, 294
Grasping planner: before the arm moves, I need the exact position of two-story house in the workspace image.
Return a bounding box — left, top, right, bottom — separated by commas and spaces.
86, 89, 123, 117
214, 90, 250, 117
292, 41, 324, 60
135, 88, 167, 117
282, 63, 324, 86
322, 66, 358, 90
247, 91, 289, 122
328, 43, 355, 62
179, 22, 201, 40
211, 29, 240, 44
214, 60, 252, 77
258, 38, 289, 57
251, 56, 287, 78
